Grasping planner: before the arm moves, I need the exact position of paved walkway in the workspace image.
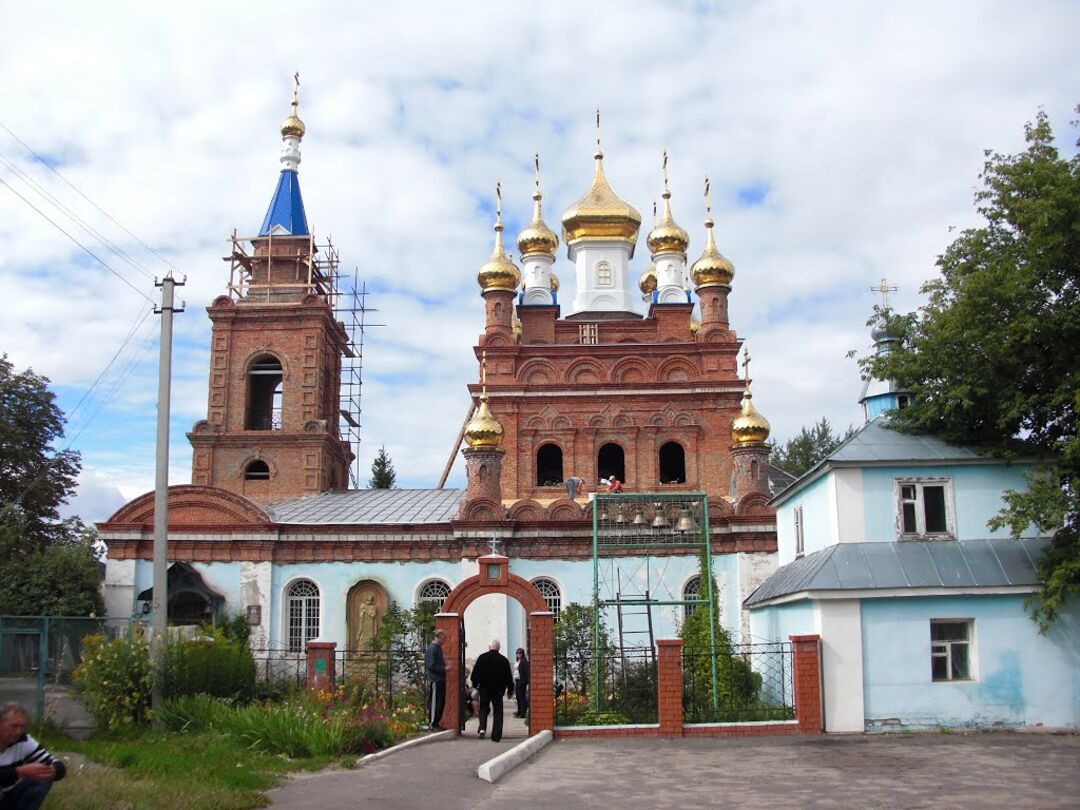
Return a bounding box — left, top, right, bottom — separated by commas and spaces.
269, 722, 1080, 810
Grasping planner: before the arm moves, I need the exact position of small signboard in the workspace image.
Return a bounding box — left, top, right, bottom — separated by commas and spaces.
246, 605, 262, 627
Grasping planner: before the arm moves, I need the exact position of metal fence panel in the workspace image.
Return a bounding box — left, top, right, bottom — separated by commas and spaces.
682, 641, 795, 723
554, 646, 658, 726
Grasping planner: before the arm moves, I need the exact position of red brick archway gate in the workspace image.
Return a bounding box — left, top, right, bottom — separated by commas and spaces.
435, 553, 554, 736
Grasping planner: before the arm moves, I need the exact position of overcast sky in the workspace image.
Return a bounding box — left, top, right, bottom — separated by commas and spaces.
1, 1, 1077, 524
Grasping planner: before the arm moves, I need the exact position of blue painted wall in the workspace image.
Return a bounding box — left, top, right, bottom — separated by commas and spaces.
861, 595, 1080, 729
748, 600, 815, 644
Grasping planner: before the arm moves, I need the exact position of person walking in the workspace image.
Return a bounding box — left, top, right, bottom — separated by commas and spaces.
513, 648, 530, 718
470, 640, 514, 742
0, 702, 66, 810
425, 629, 447, 730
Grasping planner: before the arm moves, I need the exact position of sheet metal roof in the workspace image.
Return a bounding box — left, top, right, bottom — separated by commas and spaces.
828, 419, 983, 464
744, 537, 1049, 607
267, 488, 464, 525
259, 169, 309, 236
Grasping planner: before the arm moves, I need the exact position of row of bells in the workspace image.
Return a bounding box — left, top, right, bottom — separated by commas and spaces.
597, 503, 700, 533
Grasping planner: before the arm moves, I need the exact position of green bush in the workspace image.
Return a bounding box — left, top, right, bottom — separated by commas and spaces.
72, 633, 152, 730
161, 632, 256, 701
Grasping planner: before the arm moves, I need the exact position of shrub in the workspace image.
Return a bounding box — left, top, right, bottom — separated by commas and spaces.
160, 632, 256, 701
72, 633, 152, 730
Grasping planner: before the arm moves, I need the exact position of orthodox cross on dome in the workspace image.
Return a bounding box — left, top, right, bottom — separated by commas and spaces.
480, 349, 488, 393
662, 149, 670, 194
704, 177, 712, 215
488, 536, 501, 556
292, 71, 300, 111
495, 181, 502, 222
595, 106, 603, 156
534, 153, 541, 192
652, 200, 657, 225
742, 346, 751, 381
870, 277, 898, 310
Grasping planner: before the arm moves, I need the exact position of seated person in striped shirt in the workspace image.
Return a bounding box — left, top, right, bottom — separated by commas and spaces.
0, 702, 66, 810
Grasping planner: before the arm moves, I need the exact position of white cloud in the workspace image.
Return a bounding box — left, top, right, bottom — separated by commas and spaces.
1, 0, 1077, 513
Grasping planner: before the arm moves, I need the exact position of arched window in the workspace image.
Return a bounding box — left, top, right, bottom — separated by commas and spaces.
682, 575, 702, 621
536, 443, 564, 486
246, 355, 284, 431
597, 443, 625, 484
286, 579, 320, 653
532, 578, 561, 619
417, 579, 451, 612
169, 590, 212, 625
596, 260, 613, 287
658, 441, 686, 484
244, 459, 270, 480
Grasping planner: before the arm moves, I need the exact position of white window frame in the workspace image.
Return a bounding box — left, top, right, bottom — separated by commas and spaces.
682, 574, 702, 621
531, 577, 562, 619
416, 579, 451, 612
930, 619, 975, 682
284, 579, 320, 653
894, 477, 955, 539
793, 505, 804, 557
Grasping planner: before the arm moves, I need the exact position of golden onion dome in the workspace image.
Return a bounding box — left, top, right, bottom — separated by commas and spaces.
517, 189, 559, 257
639, 264, 657, 298
561, 148, 642, 249
731, 383, 771, 446
281, 90, 305, 139
550, 271, 560, 292
691, 215, 735, 289
464, 392, 504, 448
646, 189, 689, 256
477, 193, 521, 293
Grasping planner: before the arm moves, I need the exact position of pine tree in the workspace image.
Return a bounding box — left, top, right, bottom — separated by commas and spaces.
368, 445, 397, 489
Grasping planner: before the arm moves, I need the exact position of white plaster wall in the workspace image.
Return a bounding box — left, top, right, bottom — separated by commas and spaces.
833, 468, 865, 543
240, 562, 272, 644
570, 243, 636, 313
818, 599, 865, 732
736, 552, 778, 643
103, 558, 136, 619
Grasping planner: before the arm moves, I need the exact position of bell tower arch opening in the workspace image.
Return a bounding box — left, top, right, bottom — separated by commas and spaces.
597, 442, 625, 483
535, 443, 564, 486
658, 441, 686, 484
246, 354, 284, 431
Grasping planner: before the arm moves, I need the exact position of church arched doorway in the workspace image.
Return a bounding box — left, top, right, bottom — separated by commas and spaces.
436, 556, 554, 736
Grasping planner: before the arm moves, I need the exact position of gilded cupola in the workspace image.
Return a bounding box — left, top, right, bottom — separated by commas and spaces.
691, 178, 735, 289
639, 264, 657, 298
646, 152, 689, 256
731, 350, 771, 446
517, 155, 559, 258
281, 74, 306, 139
561, 132, 641, 250
464, 352, 504, 448
477, 183, 521, 293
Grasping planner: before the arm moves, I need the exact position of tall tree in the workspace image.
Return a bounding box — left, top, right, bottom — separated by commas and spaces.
864, 109, 1080, 630
0, 354, 81, 549
368, 445, 397, 489
770, 418, 857, 477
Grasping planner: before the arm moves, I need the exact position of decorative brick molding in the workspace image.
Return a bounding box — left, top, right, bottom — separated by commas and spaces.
306, 641, 336, 691
101, 484, 272, 527
791, 634, 824, 734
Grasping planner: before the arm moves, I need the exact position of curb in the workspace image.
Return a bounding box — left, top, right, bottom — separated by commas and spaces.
477, 730, 553, 783
357, 728, 453, 765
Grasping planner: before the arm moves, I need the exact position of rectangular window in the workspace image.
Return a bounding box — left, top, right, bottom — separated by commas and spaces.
897, 478, 953, 537
596, 261, 613, 287
794, 506, 804, 557
579, 324, 598, 345
930, 620, 973, 681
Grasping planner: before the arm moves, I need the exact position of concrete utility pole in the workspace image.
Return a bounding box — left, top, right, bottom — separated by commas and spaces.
151, 274, 184, 711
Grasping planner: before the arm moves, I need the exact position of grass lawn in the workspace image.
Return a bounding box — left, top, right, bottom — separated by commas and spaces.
36, 726, 352, 810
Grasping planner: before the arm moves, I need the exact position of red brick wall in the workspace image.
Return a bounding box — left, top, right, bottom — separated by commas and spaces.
791, 634, 824, 734
306, 641, 336, 692
657, 638, 683, 736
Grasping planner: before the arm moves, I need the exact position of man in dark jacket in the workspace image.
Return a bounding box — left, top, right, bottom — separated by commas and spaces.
0, 702, 66, 810
470, 640, 514, 742
424, 629, 447, 730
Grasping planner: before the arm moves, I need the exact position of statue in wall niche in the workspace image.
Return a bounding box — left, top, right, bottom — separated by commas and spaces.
346, 580, 387, 653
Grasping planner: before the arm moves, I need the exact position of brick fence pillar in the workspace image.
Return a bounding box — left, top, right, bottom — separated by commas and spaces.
306, 641, 336, 692
529, 612, 554, 735
790, 634, 823, 734
656, 638, 684, 737
436, 613, 460, 733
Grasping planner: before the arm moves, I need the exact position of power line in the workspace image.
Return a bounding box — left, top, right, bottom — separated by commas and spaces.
0, 150, 157, 282
0, 120, 182, 276
0, 176, 156, 306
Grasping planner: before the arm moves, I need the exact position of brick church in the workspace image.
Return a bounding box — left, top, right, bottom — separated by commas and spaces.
98, 87, 782, 658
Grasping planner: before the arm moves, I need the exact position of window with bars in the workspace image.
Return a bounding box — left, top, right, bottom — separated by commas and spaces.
531, 578, 561, 618
417, 579, 451, 612
931, 620, 973, 681
286, 579, 320, 652
579, 324, 598, 345
897, 478, 953, 537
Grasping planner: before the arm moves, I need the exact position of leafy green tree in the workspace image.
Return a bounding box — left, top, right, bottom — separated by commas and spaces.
0, 354, 81, 549
864, 108, 1080, 630
553, 602, 613, 698
0, 514, 103, 616
770, 418, 857, 477
368, 446, 397, 489
373, 601, 436, 690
